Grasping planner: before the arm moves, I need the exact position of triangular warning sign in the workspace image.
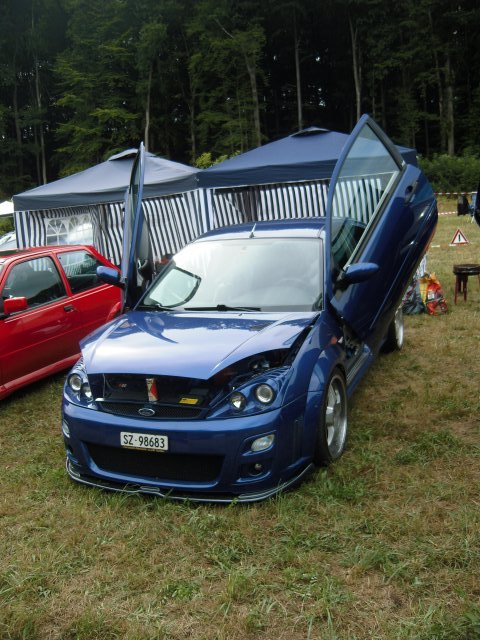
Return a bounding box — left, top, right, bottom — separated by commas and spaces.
450, 228, 469, 245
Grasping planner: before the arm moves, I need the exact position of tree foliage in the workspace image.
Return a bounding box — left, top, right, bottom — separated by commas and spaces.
1, 0, 480, 196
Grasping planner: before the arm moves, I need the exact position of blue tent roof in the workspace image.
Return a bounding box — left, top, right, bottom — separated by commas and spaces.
198, 126, 417, 189
14, 149, 199, 211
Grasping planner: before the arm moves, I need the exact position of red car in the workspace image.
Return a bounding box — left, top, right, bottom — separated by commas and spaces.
0, 245, 122, 400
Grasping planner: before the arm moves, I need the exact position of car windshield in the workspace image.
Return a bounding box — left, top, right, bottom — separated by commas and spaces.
0, 233, 15, 247
141, 237, 324, 312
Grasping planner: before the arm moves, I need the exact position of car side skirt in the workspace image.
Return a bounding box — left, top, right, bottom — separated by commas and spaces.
0, 353, 80, 401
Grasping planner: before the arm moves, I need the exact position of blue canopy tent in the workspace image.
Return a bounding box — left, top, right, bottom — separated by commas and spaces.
197, 127, 418, 229
199, 127, 417, 188
13, 150, 202, 264
14, 150, 198, 210
13, 127, 419, 261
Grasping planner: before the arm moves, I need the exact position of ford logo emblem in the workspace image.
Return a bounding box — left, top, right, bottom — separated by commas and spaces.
138, 406, 156, 417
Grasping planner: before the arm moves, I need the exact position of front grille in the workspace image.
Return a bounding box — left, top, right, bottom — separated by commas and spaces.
88, 443, 223, 483
88, 373, 220, 421
89, 373, 213, 404
98, 401, 204, 419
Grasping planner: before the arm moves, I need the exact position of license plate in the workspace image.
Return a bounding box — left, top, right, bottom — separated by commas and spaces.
120, 431, 168, 451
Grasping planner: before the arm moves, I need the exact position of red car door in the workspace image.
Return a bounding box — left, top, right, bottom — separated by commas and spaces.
0, 255, 78, 392
56, 248, 122, 343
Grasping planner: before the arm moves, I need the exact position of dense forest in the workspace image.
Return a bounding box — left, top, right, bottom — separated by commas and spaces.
1, 0, 480, 199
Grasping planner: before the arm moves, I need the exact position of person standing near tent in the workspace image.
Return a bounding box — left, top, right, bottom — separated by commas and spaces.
474, 181, 480, 227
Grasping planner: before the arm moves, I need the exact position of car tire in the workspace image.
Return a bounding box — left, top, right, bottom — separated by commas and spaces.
313, 369, 348, 466
382, 306, 404, 352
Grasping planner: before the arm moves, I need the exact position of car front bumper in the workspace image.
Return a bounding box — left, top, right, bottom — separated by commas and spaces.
62, 394, 317, 503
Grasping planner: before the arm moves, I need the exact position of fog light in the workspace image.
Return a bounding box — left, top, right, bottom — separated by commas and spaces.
67, 373, 82, 392
251, 434, 275, 452
255, 384, 275, 404
230, 391, 247, 411
62, 419, 70, 438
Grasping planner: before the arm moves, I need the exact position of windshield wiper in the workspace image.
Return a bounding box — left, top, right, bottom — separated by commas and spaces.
184, 304, 261, 312
136, 303, 172, 311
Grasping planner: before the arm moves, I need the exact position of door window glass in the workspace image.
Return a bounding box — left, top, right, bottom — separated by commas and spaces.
331, 122, 402, 272
3, 257, 66, 307
58, 250, 103, 293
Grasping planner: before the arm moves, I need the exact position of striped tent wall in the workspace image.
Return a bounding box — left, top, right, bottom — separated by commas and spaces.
332, 175, 384, 224
94, 202, 124, 265
211, 180, 329, 228
210, 176, 385, 229
14, 209, 45, 248
14, 206, 99, 248
14, 190, 205, 266
99, 191, 205, 266
13, 175, 386, 264
142, 190, 205, 262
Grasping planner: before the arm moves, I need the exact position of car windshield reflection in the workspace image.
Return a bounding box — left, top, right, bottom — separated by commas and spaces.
141, 237, 324, 312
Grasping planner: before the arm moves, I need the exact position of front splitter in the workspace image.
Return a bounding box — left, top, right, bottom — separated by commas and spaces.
66, 458, 315, 504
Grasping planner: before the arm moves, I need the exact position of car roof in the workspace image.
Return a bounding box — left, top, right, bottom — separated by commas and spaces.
198, 218, 327, 242
0, 244, 94, 265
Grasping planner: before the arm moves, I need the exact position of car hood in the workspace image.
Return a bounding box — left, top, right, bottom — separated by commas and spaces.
81, 310, 318, 379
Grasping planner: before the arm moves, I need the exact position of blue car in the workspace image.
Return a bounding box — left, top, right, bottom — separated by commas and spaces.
62, 116, 437, 502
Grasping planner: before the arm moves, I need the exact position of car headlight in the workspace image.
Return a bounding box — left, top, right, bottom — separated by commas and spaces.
229, 391, 247, 411
81, 383, 93, 400
66, 359, 93, 404
217, 377, 283, 417
254, 384, 275, 404
207, 354, 293, 419
67, 373, 83, 393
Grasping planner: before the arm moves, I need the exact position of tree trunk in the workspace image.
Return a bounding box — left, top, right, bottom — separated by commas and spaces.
189, 102, 196, 162
12, 78, 23, 177
144, 63, 152, 151
428, 9, 446, 152
214, 19, 262, 147
34, 59, 47, 184
34, 124, 41, 184
348, 14, 361, 121
423, 92, 430, 157
293, 10, 303, 131
445, 52, 454, 155
179, 30, 197, 162
380, 81, 386, 130
370, 69, 376, 120
245, 55, 262, 147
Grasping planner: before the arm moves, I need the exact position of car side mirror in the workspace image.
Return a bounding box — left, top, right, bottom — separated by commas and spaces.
335, 262, 379, 291
97, 266, 124, 288
3, 296, 28, 316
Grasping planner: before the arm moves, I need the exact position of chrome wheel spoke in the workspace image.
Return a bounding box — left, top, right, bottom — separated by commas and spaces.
324, 378, 346, 456
394, 307, 404, 346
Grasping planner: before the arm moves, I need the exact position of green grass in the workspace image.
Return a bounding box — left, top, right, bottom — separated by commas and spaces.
1, 209, 479, 639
